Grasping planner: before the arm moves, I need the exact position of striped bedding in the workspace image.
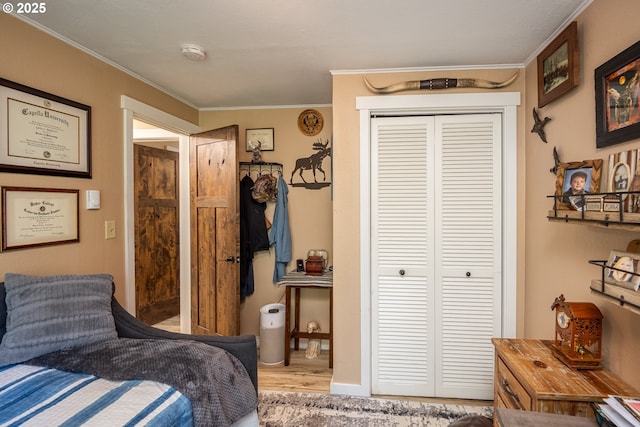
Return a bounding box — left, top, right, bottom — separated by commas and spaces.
0, 364, 193, 426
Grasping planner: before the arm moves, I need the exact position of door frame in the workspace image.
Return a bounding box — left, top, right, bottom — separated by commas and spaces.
354, 91, 520, 397
121, 96, 201, 332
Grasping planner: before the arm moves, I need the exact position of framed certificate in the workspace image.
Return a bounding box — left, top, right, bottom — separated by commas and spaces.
1, 187, 79, 251
0, 78, 91, 178
246, 128, 274, 151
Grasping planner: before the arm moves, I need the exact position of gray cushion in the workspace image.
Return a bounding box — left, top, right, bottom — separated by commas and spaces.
0, 273, 117, 367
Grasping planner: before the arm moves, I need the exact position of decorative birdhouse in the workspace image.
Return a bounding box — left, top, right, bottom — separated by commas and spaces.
550, 294, 603, 369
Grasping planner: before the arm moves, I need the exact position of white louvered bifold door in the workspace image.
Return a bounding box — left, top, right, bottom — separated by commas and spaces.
371, 114, 502, 400
434, 114, 501, 400
371, 116, 436, 396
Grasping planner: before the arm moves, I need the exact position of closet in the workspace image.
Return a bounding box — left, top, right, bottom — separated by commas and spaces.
370, 113, 502, 400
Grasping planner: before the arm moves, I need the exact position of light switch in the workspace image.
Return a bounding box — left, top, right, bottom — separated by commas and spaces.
105, 220, 116, 239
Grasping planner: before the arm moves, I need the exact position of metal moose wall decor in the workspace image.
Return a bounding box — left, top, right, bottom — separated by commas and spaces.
290, 139, 331, 190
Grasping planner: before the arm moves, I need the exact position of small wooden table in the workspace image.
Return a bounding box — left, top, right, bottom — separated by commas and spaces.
277, 271, 333, 368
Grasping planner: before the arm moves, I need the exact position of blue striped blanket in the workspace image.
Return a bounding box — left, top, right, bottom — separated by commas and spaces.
23, 338, 258, 426
0, 364, 193, 426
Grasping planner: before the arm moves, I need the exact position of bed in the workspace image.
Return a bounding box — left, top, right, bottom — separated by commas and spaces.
0, 273, 259, 426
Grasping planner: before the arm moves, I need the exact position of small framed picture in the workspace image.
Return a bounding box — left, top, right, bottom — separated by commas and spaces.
537, 21, 579, 108
608, 149, 639, 211
246, 128, 274, 152
584, 195, 604, 212
605, 250, 640, 291
554, 159, 603, 210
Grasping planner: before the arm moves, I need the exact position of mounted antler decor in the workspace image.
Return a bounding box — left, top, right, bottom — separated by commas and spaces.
362, 72, 518, 94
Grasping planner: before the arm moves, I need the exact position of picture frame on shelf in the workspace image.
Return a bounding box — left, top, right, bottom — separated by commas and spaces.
554, 159, 603, 211
1, 186, 79, 251
608, 148, 640, 212
0, 78, 92, 178
595, 40, 640, 148
604, 249, 640, 291
245, 128, 274, 152
537, 21, 579, 108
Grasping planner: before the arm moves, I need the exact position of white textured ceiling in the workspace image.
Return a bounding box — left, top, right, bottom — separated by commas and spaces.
17, 0, 591, 109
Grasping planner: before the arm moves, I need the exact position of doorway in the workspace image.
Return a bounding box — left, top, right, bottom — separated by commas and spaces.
122, 96, 201, 333
133, 131, 180, 325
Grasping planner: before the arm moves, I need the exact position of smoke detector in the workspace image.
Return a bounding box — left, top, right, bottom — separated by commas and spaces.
181, 44, 206, 61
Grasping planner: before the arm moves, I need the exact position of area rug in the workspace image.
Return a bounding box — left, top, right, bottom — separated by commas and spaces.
258, 391, 493, 426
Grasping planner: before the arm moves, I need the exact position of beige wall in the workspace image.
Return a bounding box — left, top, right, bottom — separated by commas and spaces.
524, 0, 640, 387
199, 108, 333, 337
0, 14, 198, 303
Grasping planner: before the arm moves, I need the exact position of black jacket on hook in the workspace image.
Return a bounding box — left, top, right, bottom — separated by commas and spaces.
240, 175, 269, 301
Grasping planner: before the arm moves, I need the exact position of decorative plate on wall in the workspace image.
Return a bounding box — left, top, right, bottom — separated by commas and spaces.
297, 109, 323, 136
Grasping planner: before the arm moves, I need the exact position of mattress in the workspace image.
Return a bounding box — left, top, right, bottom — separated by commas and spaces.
0, 364, 193, 426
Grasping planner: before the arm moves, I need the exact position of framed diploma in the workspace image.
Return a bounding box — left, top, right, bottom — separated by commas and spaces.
245, 128, 274, 151
0, 78, 91, 178
1, 187, 79, 251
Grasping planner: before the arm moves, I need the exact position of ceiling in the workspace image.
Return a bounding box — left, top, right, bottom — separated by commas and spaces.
18, 0, 591, 109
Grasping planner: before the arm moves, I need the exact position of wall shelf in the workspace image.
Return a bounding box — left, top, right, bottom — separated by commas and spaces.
547, 191, 640, 230
239, 161, 283, 177
589, 260, 640, 316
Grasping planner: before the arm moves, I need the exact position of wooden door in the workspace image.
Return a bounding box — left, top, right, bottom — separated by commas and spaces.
134, 144, 180, 325
190, 126, 240, 336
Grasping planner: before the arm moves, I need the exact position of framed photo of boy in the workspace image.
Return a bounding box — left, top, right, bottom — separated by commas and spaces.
595, 40, 640, 148
604, 249, 640, 291
554, 159, 603, 210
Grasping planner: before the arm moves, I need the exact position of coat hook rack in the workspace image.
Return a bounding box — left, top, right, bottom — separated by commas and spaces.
239, 161, 283, 177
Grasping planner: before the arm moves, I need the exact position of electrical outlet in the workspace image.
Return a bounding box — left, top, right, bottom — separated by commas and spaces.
104, 220, 116, 239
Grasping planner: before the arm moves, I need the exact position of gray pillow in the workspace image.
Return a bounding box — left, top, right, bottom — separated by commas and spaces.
0, 273, 117, 367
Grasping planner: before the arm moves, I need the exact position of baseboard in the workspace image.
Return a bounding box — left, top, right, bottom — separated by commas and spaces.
329, 380, 370, 397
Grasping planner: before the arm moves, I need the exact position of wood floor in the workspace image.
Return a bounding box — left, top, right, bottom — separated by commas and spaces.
259, 350, 332, 394
153, 317, 489, 406
259, 350, 489, 407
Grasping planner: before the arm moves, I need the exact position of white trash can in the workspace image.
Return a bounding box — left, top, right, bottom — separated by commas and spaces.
259, 303, 285, 365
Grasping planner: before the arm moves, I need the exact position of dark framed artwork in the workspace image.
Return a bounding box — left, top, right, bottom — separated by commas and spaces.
554, 159, 603, 210
0, 78, 92, 178
595, 40, 640, 148
1, 186, 79, 251
537, 21, 579, 108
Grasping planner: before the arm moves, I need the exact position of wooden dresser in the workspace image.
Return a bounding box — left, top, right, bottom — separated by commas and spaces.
492, 339, 639, 419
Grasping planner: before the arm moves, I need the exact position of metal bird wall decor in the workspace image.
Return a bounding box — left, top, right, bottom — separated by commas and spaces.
531, 108, 551, 143
550, 146, 561, 175
362, 72, 519, 94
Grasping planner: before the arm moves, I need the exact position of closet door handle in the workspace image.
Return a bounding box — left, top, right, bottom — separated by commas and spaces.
399, 269, 405, 276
